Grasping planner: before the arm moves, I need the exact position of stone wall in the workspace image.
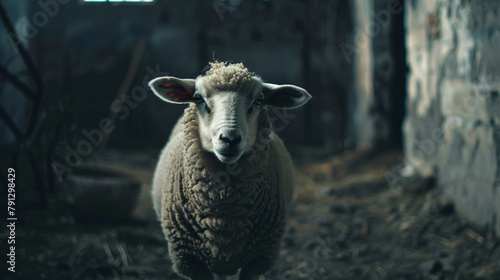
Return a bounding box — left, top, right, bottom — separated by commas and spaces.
404, 0, 500, 234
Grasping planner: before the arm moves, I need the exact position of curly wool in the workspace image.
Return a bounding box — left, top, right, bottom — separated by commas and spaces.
159, 105, 288, 276
204, 61, 256, 92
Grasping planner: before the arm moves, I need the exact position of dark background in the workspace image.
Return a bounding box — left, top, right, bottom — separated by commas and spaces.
0, 0, 405, 154
5, 1, 500, 280
0, 2, 409, 279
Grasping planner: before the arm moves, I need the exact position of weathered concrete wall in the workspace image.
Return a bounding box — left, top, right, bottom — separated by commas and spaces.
404, 0, 500, 234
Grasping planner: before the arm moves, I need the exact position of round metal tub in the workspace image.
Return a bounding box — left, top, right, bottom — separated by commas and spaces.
66, 166, 142, 223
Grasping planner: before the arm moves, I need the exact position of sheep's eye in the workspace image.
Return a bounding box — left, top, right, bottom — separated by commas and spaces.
193, 94, 205, 105
193, 94, 211, 114
248, 98, 264, 114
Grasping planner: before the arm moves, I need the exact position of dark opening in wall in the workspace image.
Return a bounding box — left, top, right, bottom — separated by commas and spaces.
389, 1, 407, 147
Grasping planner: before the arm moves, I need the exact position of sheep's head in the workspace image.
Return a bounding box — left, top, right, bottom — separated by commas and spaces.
149, 61, 311, 164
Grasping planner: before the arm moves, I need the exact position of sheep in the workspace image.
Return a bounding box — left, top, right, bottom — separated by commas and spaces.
148, 61, 311, 280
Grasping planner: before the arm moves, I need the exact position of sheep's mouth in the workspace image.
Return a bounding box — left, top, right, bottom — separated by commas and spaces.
218, 148, 239, 157
212, 136, 245, 164
214, 150, 243, 164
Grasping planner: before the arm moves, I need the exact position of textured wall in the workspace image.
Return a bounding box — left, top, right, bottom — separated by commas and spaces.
404, 0, 500, 234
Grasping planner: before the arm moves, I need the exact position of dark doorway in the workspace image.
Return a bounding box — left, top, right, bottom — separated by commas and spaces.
390, 3, 407, 147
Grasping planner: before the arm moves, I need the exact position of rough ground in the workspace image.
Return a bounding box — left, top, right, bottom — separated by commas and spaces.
1, 149, 499, 280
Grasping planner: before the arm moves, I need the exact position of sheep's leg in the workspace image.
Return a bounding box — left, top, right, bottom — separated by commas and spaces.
238, 253, 277, 280
239, 234, 282, 280
172, 254, 214, 280
239, 261, 267, 280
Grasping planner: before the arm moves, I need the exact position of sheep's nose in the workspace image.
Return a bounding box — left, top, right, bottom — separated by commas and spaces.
219, 132, 242, 148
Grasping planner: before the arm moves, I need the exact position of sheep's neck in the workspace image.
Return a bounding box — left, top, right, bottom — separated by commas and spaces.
182, 106, 277, 211
171, 105, 283, 265
181, 104, 274, 203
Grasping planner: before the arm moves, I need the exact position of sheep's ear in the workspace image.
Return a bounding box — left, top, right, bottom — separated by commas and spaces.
148, 76, 196, 104
262, 83, 311, 109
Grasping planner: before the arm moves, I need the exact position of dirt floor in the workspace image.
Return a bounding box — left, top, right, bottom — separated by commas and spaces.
1, 149, 500, 280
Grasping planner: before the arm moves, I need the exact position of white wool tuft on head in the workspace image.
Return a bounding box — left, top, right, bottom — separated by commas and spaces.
204, 61, 257, 92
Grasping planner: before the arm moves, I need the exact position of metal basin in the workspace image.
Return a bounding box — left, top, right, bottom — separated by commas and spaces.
66, 166, 142, 223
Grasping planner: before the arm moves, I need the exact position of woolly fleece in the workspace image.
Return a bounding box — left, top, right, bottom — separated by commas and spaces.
152, 104, 294, 278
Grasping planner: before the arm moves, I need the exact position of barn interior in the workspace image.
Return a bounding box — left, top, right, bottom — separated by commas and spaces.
0, 0, 499, 279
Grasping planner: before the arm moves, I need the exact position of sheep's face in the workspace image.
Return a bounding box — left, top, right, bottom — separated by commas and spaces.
192, 77, 263, 164
149, 62, 311, 164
